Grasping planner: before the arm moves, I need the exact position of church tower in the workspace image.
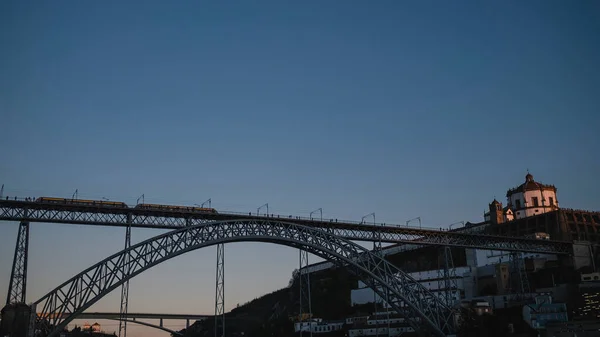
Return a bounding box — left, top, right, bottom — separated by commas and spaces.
488, 199, 504, 225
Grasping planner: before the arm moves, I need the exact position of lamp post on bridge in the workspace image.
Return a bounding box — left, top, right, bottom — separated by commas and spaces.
101, 197, 109, 201
449, 221, 464, 231
361, 212, 375, 226
310, 208, 322, 222
72, 189, 78, 200
195, 198, 212, 208
136, 194, 144, 205
257, 203, 268, 217
406, 217, 421, 229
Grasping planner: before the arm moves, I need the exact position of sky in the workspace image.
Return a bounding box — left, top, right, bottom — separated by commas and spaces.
1, 0, 599, 336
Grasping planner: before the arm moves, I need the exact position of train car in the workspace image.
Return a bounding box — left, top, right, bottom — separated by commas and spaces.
36, 197, 128, 208
135, 203, 218, 214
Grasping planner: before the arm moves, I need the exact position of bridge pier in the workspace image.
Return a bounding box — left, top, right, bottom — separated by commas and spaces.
215, 243, 225, 337
437, 246, 457, 307
6, 221, 30, 305
298, 249, 312, 337
118, 217, 132, 337
1, 221, 31, 337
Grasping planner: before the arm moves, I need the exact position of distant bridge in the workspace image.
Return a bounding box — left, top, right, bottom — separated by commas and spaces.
38, 312, 210, 336
39, 312, 210, 320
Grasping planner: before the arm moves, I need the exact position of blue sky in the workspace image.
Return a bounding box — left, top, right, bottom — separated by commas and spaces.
1, 0, 599, 336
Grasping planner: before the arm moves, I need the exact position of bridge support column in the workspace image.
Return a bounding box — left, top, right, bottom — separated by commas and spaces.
298, 249, 312, 337
368, 216, 387, 337
6, 221, 30, 305
1, 221, 31, 337
509, 251, 530, 303
118, 219, 132, 337
438, 247, 457, 307
215, 243, 225, 337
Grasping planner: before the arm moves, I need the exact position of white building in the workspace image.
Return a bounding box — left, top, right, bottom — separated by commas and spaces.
294, 318, 345, 334
480, 172, 560, 266
485, 172, 559, 222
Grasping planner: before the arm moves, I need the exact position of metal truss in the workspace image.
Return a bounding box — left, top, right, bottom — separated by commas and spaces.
369, 223, 386, 337
118, 223, 131, 337
437, 247, 457, 307
6, 221, 30, 305
108, 318, 183, 336
299, 249, 312, 337
32, 220, 456, 337
50, 312, 210, 320
509, 252, 531, 302
0, 201, 572, 254
215, 243, 225, 337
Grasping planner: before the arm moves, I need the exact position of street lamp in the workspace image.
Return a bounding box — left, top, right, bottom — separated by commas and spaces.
72, 189, 78, 200
101, 197, 109, 201
310, 208, 323, 222
257, 203, 269, 216
406, 217, 421, 229
200, 198, 212, 208
136, 194, 144, 205
449, 221, 464, 231
361, 213, 376, 225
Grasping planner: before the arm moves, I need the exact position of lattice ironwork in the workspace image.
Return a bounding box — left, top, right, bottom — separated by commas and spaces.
215, 243, 225, 337
0, 201, 572, 254
118, 223, 132, 337
299, 249, 312, 337
110, 318, 183, 336
6, 221, 30, 305
437, 247, 458, 307
509, 252, 531, 302
33, 220, 456, 337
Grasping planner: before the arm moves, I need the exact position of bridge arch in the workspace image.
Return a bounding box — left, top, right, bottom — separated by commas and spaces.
34, 220, 455, 337
105, 318, 183, 336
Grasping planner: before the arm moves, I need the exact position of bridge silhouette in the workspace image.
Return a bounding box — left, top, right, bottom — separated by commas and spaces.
0, 197, 577, 337
38, 312, 211, 336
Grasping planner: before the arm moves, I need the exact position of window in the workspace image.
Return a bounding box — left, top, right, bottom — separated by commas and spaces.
532, 197, 539, 207
549, 197, 554, 206
515, 200, 521, 209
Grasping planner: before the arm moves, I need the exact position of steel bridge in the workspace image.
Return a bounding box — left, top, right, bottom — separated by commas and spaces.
41, 312, 210, 336
0, 198, 576, 337
0, 200, 572, 253
29, 220, 458, 337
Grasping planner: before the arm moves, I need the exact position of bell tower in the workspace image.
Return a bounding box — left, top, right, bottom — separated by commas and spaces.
489, 199, 504, 225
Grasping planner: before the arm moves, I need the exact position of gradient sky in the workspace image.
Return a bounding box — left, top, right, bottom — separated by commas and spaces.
1, 1, 599, 336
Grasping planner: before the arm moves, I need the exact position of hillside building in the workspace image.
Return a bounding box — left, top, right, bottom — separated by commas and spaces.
485, 172, 559, 223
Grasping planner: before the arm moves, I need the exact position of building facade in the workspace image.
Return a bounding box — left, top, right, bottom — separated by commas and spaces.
485, 172, 559, 223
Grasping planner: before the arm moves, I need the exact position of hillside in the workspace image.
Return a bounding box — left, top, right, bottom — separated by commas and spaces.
176, 267, 360, 337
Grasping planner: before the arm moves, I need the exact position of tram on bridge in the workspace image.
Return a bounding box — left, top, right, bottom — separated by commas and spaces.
29, 196, 219, 213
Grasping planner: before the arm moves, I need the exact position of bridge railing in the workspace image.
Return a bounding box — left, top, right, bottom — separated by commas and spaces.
0, 198, 450, 231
